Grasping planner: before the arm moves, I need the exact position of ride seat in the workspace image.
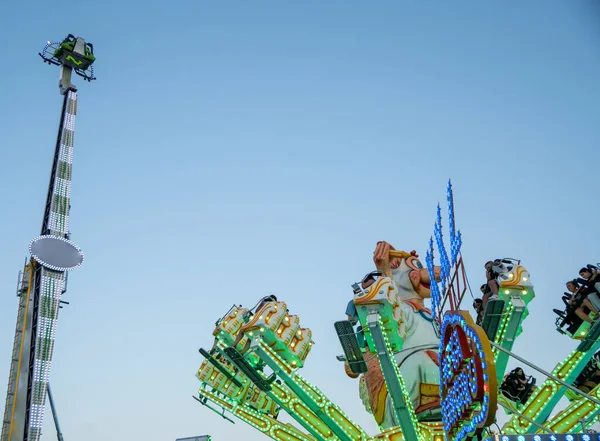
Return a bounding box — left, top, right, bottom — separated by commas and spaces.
277, 315, 300, 346
241, 301, 287, 335
223, 377, 249, 402
197, 364, 229, 391
240, 301, 313, 367
353, 277, 403, 352
197, 358, 250, 402
244, 387, 278, 416
588, 292, 600, 312
212, 306, 250, 345
288, 328, 313, 365
197, 359, 215, 383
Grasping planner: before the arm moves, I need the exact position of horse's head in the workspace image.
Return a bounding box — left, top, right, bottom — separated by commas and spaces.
390, 250, 441, 301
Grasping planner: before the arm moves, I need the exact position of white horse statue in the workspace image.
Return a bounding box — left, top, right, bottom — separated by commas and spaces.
347, 241, 442, 428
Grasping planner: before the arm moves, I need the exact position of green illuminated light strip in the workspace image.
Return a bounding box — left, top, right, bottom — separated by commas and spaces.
197, 387, 316, 441
539, 383, 600, 434
252, 339, 368, 441
492, 287, 534, 382
28, 89, 77, 441
267, 382, 334, 441
209, 342, 333, 441
28, 269, 65, 441
492, 301, 519, 383
367, 312, 421, 441
502, 341, 600, 435
48, 90, 76, 237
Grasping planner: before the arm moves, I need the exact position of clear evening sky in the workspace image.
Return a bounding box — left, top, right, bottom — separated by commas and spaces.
0, 1, 599, 440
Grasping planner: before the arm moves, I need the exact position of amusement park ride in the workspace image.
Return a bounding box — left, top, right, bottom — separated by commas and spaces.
2, 32, 600, 441
194, 182, 600, 441
1, 35, 94, 441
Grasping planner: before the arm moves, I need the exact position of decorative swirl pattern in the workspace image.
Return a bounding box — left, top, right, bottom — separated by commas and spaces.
354, 277, 405, 351
498, 265, 532, 289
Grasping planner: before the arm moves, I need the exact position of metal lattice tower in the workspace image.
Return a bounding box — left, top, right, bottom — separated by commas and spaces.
1, 34, 95, 441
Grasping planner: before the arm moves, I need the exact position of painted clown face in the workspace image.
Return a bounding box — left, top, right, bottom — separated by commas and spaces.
392, 255, 441, 299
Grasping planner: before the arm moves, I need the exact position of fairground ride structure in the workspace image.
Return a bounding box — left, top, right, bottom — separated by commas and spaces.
1, 35, 95, 441
191, 176, 600, 439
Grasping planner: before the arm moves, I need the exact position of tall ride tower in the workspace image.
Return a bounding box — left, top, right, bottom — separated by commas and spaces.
1, 35, 96, 441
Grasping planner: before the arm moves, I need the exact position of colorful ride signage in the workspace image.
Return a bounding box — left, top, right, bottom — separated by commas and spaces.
440, 311, 498, 441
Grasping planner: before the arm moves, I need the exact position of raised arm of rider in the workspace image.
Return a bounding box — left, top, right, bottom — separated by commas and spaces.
373, 241, 394, 277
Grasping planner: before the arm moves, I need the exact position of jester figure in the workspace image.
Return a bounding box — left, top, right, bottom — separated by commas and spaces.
350, 241, 442, 428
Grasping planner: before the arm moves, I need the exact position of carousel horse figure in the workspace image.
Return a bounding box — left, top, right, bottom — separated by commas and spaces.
347, 241, 442, 429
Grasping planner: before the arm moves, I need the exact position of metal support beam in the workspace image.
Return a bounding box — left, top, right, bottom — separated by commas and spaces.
23, 83, 79, 441
366, 312, 420, 441
176, 435, 211, 441
502, 297, 526, 345
222, 345, 330, 441
251, 338, 362, 441
495, 296, 525, 384
46, 384, 64, 441
581, 408, 600, 428
497, 401, 552, 434
576, 408, 600, 435
192, 396, 235, 424
41, 90, 71, 236
22, 266, 41, 441
491, 342, 600, 407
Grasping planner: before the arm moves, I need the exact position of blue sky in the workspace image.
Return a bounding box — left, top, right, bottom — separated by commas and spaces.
0, 1, 599, 440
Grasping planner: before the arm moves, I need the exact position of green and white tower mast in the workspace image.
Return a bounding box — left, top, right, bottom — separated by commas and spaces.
1, 35, 95, 441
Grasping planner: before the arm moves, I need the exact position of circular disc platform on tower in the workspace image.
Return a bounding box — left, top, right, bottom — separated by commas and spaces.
29, 235, 84, 271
